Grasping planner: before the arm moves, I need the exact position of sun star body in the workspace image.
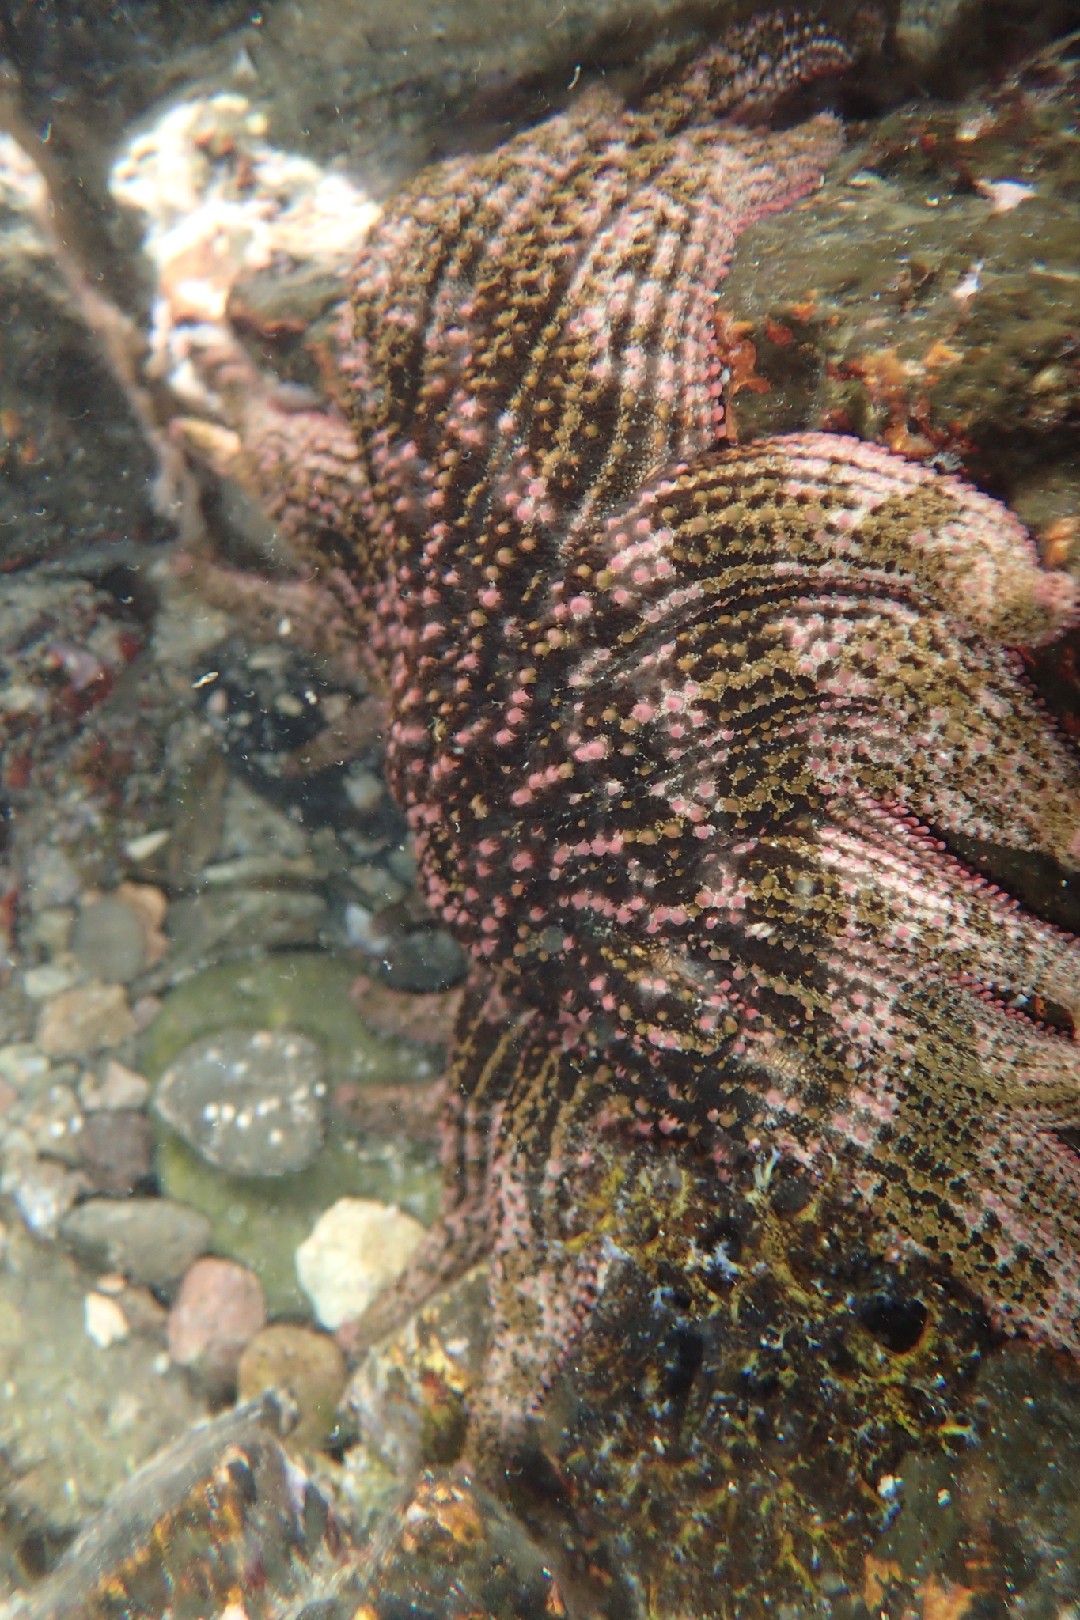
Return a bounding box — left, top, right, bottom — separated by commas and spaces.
180, 16, 1079, 1614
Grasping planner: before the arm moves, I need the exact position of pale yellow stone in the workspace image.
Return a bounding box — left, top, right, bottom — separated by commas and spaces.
296, 1198, 424, 1331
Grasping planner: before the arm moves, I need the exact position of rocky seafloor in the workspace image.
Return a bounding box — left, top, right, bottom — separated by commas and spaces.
0, 1, 1078, 1615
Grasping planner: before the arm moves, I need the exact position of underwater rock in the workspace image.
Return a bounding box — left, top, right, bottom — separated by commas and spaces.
154, 1027, 327, 1178
237, 1322, 347, 1450
295, 1197, 426, 1332
60, 1196, 211, 1289
167, 1256, 267, 1398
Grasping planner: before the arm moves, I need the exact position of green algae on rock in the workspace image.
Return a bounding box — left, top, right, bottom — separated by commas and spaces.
139, 952, 442, 1086
144, 953, 442, 1317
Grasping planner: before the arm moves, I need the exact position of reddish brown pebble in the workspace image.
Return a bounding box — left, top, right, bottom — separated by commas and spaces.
168, 1256, 267, 1397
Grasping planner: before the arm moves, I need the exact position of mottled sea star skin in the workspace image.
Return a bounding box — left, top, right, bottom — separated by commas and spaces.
171, 14, 1080, 1616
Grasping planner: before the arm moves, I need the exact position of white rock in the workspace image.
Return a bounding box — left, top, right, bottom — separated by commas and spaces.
295, 1198, 424, 1331
84, 1291, 129, 1348
344, 903, 390, 956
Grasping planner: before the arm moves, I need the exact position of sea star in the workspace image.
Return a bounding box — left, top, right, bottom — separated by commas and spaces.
113, 13, 1080, 1616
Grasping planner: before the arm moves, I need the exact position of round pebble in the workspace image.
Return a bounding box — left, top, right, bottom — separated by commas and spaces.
60, 1197, 212, 1288
70, 895, 148, 984
295, 1197, 425, 1331
168, 1256, 266, 1396
343, 766, 386, 815
154, 1028, 327, 1177
79, 1110, 154, 1195
349, 863, 407, 910
237, 1322, 346, 1449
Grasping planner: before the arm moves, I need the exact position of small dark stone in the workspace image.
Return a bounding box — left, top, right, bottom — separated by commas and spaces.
79, 1109, 155, 1195
380, 927, 467, 993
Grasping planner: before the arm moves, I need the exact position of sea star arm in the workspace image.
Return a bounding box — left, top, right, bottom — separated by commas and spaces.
345, 971, 547, 1350
154, 14, 1080, 1614
344, 23, 850, 604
